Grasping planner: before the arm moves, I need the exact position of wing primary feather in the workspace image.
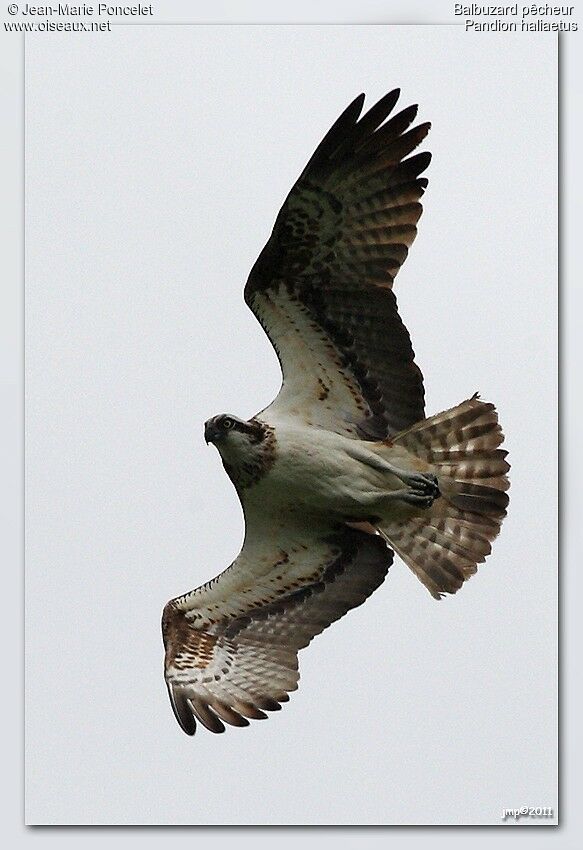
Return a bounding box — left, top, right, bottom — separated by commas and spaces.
356, 104, 419, 156
231, 699, 268, 720
355, 89, 401, 135
167, 683, 196, 736
252, 696, 283, 712
210, 700, 250, 727
188, 697, 226, 734
331, 89, 401, 160
392, 150, 432, 181
301, 93, 365, 176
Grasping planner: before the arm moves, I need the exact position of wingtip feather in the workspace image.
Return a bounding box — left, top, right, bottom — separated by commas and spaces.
167, 684, 197, 736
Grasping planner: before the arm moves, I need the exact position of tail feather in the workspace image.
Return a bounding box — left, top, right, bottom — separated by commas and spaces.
426, 448, 510, 492
380, 395, 509, 599
439, 480, 509, 518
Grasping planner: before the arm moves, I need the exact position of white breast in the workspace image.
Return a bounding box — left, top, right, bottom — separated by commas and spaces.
252, 417, 387, 517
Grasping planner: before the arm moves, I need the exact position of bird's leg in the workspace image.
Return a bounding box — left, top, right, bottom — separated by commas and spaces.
345, 444, 440, 506
385, 465, 440, 498
346, 445, 440, 493
380, 486, 437, 509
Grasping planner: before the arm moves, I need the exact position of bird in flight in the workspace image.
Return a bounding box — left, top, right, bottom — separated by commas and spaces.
162, 90, 510, 736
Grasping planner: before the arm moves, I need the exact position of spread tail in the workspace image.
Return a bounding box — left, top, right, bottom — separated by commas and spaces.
380, 395, 510, 599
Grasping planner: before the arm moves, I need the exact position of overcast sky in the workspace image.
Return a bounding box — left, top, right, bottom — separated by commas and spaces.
25, 25, 557, 825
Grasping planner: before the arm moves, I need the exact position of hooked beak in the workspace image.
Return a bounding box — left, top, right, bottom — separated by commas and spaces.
204, 420, 221, 445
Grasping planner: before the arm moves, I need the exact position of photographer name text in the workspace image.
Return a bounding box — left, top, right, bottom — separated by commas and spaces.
16, 3, 153, 15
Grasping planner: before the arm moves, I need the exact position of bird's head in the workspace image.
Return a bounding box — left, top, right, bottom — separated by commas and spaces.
204, 414, 267, 456
204, 414, 274, 488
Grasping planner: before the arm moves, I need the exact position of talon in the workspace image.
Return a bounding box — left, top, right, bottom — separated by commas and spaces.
401, 474, 440, 508
402, 491, 435, 508
403, 471, 440, 499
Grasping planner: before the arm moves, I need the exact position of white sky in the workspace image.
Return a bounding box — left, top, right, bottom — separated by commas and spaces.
24, 24, 557, 825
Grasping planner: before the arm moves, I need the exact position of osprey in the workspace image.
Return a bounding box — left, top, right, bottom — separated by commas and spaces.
162, 90, 510, 735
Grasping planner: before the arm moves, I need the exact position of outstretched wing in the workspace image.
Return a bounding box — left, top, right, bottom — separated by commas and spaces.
245, 90, 430, 440
162, 523, 392, 735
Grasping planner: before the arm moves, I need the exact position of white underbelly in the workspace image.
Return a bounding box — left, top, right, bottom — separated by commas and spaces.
252, 425, 399, 518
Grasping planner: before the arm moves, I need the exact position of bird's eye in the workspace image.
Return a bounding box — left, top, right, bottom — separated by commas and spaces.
222, 417, 235, 431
